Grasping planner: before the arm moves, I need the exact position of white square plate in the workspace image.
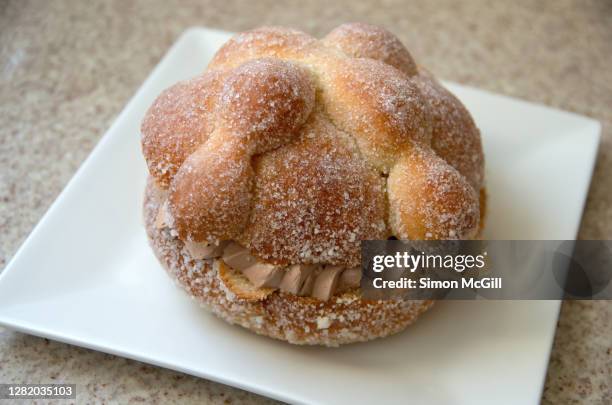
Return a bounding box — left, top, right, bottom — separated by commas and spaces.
0, 28, 601, 404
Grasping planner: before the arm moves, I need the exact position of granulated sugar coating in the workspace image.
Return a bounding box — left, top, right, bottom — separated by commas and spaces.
140, 23, 485, 345
322, 22, 418, 77
414, 70, 485, 191
167, 58, 315, 242
141, 70, 226, 187
217, 58, 315, 155
241, 113, 386, 267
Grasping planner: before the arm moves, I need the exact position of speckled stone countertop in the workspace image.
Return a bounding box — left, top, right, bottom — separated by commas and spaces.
1, 0, 610, 403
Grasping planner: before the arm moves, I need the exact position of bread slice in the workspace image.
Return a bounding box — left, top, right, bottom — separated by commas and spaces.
217, 260, 275, 301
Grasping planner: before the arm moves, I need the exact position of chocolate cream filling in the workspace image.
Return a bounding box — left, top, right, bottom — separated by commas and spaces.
156, 203, 361, 300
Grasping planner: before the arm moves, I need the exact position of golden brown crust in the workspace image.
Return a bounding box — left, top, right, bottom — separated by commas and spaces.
169, 136, 254, 242
414, 71, 485, 192
323, 22, 418, 77
145, 179, 433, 346
217, 59, 316, 154
313, 56, 432, 172
208, 26, 317, 71
240, 113, 387, 267
167, 59, 316, 243
387, 146, 480, 239
141, 70, 225, 188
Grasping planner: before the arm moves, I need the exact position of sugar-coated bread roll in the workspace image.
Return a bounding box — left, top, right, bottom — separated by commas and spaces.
141, 23, 485, 346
